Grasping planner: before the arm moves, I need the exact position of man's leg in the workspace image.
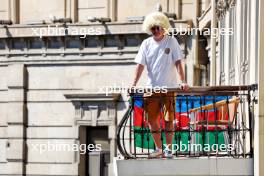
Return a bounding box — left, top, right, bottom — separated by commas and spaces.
164, 92, 176, 150
149, 119, 163, 150
165, 121, 174, 150
145, 95, 163, 151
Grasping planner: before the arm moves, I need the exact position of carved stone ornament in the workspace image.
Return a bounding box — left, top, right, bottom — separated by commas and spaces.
216, 0, 236, 19
64, 93, 120, 126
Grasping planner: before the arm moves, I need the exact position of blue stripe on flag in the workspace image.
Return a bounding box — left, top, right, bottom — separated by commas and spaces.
132, 95, 230, 112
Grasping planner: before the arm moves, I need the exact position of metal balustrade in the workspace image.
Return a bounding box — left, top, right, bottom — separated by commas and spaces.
117, 84, 258, 159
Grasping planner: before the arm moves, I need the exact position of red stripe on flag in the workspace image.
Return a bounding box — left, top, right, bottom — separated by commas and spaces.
133, 107, 229, 131
133, 107, 190, 129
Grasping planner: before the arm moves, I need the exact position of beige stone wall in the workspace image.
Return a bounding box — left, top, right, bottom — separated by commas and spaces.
117, 0, 168, 21
0, 62, 147, 175
0, 0, 9, 20
19, 0, 66, 23
0, 65, 8, 167
24, 64, 147, 175
181, 0, 195, 20
78, 0, 108, 22
27, 65, 147, 91
258, 0, 264, 175
0, 0, 208, 23
208, 0, 261, 173
0, 1, 212, 176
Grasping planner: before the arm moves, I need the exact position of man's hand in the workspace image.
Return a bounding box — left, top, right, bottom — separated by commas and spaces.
175, 60, 189, 91
180, 82, 189, 91
127, 85, 136, 94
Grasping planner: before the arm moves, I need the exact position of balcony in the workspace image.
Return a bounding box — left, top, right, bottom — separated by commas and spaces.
115, 85, 257, 176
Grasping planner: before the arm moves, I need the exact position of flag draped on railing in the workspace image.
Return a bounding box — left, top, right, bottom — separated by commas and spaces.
133, 95, 230, 152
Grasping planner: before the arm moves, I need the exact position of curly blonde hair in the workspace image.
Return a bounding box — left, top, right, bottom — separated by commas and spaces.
142, 12, 171, 34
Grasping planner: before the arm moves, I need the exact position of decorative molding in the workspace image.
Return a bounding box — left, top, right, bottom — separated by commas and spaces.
229, 67, 235, 83
0, 22, 188, 66
229, 0, 236, 7
65, 93, 120, 101
65, 93, 120, 126
0, 21, 190, 38
0, 32, 186, 65
220, 71, 225, 85
216, 0, 237, 19
241, 60, 249, 75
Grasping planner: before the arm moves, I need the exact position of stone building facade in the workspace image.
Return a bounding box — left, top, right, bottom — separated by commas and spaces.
0, 0, 209, 175
197, 0, 262, 175
0, 0, 263, 176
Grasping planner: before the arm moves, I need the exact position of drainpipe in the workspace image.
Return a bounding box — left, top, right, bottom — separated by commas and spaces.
258, 0, 264, 175
71, 0, 78, 22
175, 0, 182, 19
8, 0, 19, 24
108, 0, 117, 21
210, 0, 217, 85
192, 0, 200, 86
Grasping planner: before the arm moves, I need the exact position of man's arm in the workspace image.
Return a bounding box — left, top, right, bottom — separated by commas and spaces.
175, 59, 185, 82
132, 64, 144, 86
175, 59, 189, 90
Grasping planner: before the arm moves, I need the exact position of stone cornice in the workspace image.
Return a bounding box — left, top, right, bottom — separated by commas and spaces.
0, 22, 189, 65
64, 93, 120, 102
0, 55, 136, 66
0, 21, 191, 38
64, 92, 121, 126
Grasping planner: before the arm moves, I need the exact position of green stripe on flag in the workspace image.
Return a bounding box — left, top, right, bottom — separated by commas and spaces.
134, 127, 227, 152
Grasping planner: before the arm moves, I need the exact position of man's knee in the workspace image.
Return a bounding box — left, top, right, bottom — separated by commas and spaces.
149, 119, 160, 131
165, 121, 174, 130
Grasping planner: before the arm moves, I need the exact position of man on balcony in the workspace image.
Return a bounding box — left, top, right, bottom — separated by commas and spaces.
131, 12, 189, 158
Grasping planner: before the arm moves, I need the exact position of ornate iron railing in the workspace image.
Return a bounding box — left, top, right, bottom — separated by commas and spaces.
117, 84, 258, 159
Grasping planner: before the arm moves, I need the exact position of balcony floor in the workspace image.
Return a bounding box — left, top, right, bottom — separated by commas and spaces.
114, 157, 253, 176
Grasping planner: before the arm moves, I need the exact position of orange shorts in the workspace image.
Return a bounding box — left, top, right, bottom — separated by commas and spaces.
144, 92, 176, 122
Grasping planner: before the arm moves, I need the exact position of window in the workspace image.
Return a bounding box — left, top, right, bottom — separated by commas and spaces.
0, 40, 5, 50
12, 39, 25, 50
66, 37, 80, 49
124, 35, 139, 47
29, 38, 44, 49
47, 37, 62, 49
104, 36, 116, 47
85, 36, 98, 48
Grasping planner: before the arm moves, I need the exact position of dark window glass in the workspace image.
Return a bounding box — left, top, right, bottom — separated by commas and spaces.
29, 38, 43, 49
12, 39, 25, 50
47, 38, 61, 49
85, 37, 98, 48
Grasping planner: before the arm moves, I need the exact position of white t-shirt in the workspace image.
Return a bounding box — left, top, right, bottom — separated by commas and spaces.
135, 35, 184, 87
